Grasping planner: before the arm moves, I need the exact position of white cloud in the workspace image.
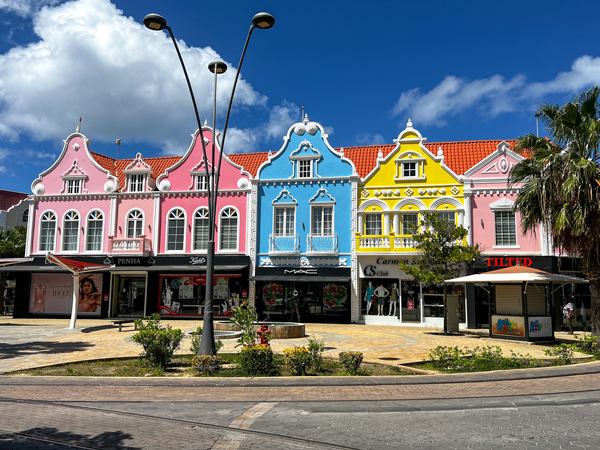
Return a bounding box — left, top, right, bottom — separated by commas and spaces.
392, 55, 600, 127
265, 101, 301, 141
0, 0, 61, 18
0, 0, 266, 155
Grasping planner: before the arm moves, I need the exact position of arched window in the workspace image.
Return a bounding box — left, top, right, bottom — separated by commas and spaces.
193, 208, 210, 251
62, 210, 80, 251
220, 208, 238, 251
86, 211, 104, 252
39, 211, 56, 252
167, 209, 185, 251
126, 210, 144, 238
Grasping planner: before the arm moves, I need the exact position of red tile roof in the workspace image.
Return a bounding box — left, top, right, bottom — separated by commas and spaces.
90, 151, 181, 191
228, 152, 269, 177
341, 139, 517, 178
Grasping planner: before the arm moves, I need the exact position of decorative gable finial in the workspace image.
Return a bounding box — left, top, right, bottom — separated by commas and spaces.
377, 148, 383, 159
303, 113, 309, 124
437, 146, 443, 157
76, 116, 82, 133
406, 118, 413, 129
340, 147, 344, 157
204, 119, 208, 126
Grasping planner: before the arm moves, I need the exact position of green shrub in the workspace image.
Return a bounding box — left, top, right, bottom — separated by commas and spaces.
429, 346, 467, 370
192, 355, 223, 375
574, 335, 600, 357
131, 314, 184, 369
189, 326, 203, 355
545, 343, 574, 365
231, 301, 259, 347
307, 336, 325, 372
429, 345, 540, 372
284, 347, 312, 376
239, 344, 279, 376
339, 351, 363, 375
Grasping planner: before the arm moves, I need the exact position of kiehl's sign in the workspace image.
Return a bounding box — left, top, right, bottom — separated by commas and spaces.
487, 257, 533, 268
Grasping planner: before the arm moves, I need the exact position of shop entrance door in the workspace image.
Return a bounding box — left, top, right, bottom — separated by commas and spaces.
113, 275, 146, 317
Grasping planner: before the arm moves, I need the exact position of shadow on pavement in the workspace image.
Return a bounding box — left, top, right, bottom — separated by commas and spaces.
0, 427, 139, 449
0, 341, 95, 360
81, 325, 117, 333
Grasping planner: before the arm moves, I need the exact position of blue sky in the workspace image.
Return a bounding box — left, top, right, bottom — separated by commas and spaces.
1, 0, 599, 194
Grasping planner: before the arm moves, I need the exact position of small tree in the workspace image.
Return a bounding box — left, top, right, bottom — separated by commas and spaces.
399, 213, 480, 334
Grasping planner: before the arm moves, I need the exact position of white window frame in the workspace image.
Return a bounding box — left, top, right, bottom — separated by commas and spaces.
311, 205, 334, 236
437, 211, 456, 225
126, 209, 144, 238
401, 213, 419, 235
274, 206, 296, 236
38, 211, 56, 253
195, 174, 209, 191
219, 207, 239, 251
85, 210, 104, 252
365, 213, 382, 235
166, 208, 186, 252
394, 152, 426, 181
193, 207, 210, 251
494, 210, 517, 247
297, 159, 312, 178
66, 179, 81, 194
129, 174, 146, 193
62, 210, 80, 252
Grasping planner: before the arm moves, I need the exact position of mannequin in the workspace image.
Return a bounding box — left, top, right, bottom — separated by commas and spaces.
374, 284, 389, 316
364, 282, 375, 314
388, 283, 399, 316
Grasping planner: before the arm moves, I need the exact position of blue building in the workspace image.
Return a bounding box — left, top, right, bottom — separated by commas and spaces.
249, 116, 358, 323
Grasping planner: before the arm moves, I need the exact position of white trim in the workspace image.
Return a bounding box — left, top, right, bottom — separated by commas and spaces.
165, 207, 187, 253
218, 206, 240, 252
84, 209, 104, 253
125, 208, 145, 239
38, 209, 57, 254
61, 209, 81, 253
192, 206, 210, 252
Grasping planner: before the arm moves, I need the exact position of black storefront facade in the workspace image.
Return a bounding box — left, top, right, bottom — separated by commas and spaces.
251, 266, 352, 323
467, 255, 590, 332
6, 254, 250, 320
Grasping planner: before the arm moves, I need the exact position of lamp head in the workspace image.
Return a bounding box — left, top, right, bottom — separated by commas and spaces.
208, 61, 228, 74
143, 13, 168, 31
252, 12, 275, 29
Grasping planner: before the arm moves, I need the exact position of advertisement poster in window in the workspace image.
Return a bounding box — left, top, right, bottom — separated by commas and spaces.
29, 273, 102, 315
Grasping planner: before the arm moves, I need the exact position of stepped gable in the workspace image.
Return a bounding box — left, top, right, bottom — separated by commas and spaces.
340, 139, 517, 178
90, 151, 181, 192
228, 152, 269, 178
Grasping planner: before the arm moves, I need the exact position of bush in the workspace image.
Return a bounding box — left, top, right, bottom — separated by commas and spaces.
307, 337, 325, 372
545, 343, 574, 365
339, 351, 363, 375
284, 347, 312, 376
429, 345, 540, 372
131, 314, 184, 369
192, 355, 222, 375
239, 344, 279, 377
189, 326, 203, 355
231, 301, 259, 347
574, 335, 600, 357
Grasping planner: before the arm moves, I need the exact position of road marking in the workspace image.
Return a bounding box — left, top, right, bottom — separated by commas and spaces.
211, 402, 279, 449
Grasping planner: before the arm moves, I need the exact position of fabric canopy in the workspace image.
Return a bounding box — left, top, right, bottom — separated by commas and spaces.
0, 258, 33, 267
45, 253, 112, 274
45, 253, 114, 329
446, 265, 588, 284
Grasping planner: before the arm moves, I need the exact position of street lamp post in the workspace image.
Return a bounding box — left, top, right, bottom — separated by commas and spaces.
143, 12, 274, 355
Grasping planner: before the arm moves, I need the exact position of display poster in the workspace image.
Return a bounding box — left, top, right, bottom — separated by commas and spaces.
528, 316, 553, 338
407, 300, 414, 310
491, 315, 525, 337
30, 273, 103, 315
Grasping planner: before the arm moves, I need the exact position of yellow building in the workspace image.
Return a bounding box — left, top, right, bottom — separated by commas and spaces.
347, 120, 465, 326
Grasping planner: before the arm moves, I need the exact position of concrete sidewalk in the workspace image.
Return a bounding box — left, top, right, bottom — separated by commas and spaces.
0, 316, 589, 374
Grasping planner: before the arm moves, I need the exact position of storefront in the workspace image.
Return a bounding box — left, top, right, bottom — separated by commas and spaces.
5, 254, 250, 320
251, 267, 351, 323
357, 255, 466, 327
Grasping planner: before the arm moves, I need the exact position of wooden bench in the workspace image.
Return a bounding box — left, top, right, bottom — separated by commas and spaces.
112, 319, 137, 332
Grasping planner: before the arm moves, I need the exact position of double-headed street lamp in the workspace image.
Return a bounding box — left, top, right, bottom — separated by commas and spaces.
143, 12, 275, 355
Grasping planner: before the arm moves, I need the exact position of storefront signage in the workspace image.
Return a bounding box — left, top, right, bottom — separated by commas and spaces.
487, 257, 533, 268
491, 315, 525, 337
115, 257, 149, 266
189, 256, 207, 265
528, 316, 553, 338
283, 268, 317, 275
359, 257, 414, 279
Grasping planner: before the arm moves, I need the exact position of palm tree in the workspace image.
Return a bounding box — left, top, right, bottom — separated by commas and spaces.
509, 86, 600, 334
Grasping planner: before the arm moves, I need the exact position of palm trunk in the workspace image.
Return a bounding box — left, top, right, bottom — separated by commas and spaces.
590, 276, 600, 336
443, 282, 448, 335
